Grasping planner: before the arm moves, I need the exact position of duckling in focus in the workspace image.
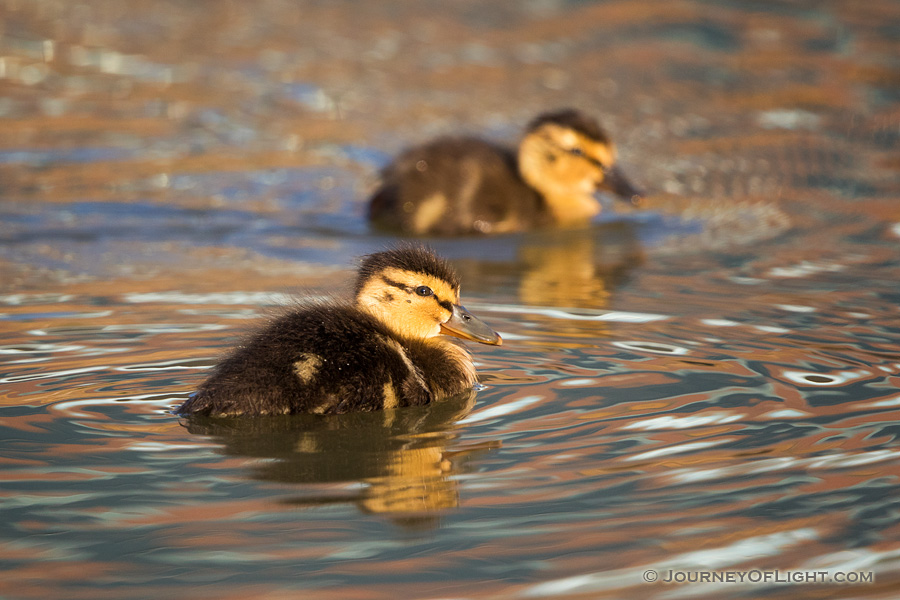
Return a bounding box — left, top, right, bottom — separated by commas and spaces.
176, 245, 501, 417
368, 109, 643, 235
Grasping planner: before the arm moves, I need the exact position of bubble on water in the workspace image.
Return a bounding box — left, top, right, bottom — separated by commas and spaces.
782, 369, 871, 386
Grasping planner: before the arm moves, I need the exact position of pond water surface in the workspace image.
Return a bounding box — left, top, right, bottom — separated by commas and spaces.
2, 1, 900, 599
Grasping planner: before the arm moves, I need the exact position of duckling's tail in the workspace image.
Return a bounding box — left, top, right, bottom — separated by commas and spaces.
173, 391, 210, 416
367, 186, 399, 229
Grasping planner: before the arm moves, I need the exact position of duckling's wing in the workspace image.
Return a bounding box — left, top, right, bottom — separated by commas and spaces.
369, 137, 542, 235
179, 306, 432, 417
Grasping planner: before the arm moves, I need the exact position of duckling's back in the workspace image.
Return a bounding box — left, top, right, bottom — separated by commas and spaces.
178, 305, 436, 417
368, 138, 545, 235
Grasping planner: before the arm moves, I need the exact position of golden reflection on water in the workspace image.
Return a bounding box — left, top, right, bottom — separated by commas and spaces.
517, 224, 644, 310
181, 390, 498, 527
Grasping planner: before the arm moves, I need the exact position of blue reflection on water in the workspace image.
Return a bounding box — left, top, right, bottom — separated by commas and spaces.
0, 147, 136, 165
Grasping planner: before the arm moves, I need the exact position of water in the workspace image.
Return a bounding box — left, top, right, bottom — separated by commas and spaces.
2, 1, 900, 598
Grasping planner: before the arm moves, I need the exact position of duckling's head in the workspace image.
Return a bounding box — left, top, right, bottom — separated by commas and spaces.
355, 246, 502, 346
518, 109, 643, 225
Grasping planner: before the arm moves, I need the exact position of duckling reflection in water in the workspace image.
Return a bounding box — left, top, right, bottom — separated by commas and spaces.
184, 391, 499, 527
368, 108, 643, 235
176, 245, 502, 417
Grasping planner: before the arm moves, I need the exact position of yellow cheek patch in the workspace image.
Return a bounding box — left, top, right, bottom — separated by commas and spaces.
357, 267, 460, 341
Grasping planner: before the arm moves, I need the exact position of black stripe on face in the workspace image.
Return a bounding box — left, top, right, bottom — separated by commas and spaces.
543, 134, 608, 171
381, 275, 412, 293
381, 275, 453, 312
584, 154, 606, 171
567, 146, 606, 171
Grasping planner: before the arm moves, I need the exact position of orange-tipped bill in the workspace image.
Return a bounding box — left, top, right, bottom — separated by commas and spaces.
440, 304, 502, 345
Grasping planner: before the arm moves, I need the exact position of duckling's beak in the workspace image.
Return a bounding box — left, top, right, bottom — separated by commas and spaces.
600, 164, 645, 207
440, 305, 502, 346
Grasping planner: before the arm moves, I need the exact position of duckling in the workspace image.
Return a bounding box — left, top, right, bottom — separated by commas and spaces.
176, 245, 501, 417
368, 109, 643, 235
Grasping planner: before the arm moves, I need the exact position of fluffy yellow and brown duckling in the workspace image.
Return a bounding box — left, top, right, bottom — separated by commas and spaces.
176, 246, 501, 417
368, 109, 643, 235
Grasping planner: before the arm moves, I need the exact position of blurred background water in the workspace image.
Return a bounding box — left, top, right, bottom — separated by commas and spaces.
1, 1, 900, 598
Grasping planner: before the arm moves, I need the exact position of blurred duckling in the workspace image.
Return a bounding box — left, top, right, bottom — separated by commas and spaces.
368, 109, 643, 235
176, 245, 501, 417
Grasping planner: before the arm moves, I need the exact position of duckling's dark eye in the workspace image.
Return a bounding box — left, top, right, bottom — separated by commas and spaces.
568, 147, 584, 157
415, 286, 433, 297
